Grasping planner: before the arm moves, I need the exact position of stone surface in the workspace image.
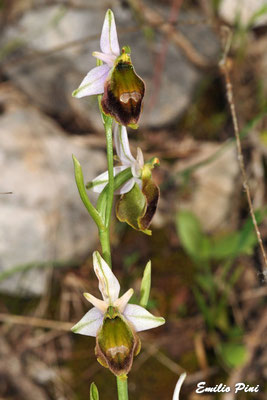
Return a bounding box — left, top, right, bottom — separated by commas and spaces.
1, 1, 219, 130
174, 141, 239, 232
0, 84, 106, 296
219, 0, 267, 27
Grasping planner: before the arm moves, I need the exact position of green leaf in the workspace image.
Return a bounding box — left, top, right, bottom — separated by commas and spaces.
72, 155, 104, 230
140, 261, 151, 308
210, 232, 240, 259
176, 211, 211, 261
219, 342, 247, 368
90, 382, 99, 400
211, 212, 263, 260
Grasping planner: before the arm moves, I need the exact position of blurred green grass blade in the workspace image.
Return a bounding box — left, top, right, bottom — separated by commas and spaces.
0, 259, 76, 282
193, 287, 214, 329
140, 260, 151, 308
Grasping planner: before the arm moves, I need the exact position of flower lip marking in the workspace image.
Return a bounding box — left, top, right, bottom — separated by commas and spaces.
120, 91, 142, 104
107, 345, 128, 358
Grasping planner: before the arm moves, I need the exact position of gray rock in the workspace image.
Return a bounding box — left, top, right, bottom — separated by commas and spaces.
1, 1, 219, 130
174, 141, 239, 232
219, 0, 267, 27
0, 85, 106, 296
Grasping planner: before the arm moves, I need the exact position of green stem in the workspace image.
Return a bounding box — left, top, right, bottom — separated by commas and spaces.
104, 121, 114, 229
99, 228, 111, 266
117, 378, 129, 400
98, 121, 129, 400
98, 119, 114, 268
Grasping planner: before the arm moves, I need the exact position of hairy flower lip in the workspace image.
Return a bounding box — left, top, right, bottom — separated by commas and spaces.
95, 307, 141, 377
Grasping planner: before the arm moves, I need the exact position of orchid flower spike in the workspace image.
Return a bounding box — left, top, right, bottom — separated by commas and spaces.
91, 124, 145, 195
172, 373, 187, 400
72, 9, 145, 127
71, 251, 165, 377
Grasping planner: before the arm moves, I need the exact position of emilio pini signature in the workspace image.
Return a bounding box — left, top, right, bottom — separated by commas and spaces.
196, 382, 260, 394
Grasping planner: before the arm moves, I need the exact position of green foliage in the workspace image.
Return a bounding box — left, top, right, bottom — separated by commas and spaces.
247, 4, 267, 28
72, 155, 104, 230
176, 210, 261, 263
176, 211, 211, 262
176, 209, 263, 369
90, 382, 99, 400
218, 342, 247, 368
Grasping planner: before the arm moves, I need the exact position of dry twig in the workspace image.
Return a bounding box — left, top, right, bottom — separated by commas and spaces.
219, 28, 267, 282
0, 313, 72, 331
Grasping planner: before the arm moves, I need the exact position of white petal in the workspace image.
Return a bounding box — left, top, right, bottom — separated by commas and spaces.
91, 170, 109, 193
172, 373, 187, 400
124, 304, 165, 332
100, 9, 120, 56
136, 147, 144, 169
115, 177, 135, 195
83, 292, 107, 313
114, 288, 134, 313
114, 124, 135, 166
131, 148, 144, 178
92, 166, 128, 193
71, 307, 103, 337
93, 251, 120, 304
72, 64, 110, 98
93, 51, 116, 67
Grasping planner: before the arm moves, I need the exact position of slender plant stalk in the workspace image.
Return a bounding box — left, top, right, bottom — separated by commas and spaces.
99, 229, 112, 267
220, 28, 267, 281
99, 120, 130, 400
104, 121, 115, 229
117, 377, 129, 400
99, 119, 114, 267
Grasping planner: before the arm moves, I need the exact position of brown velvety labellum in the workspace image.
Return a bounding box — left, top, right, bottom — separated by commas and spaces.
101, 60, 145, 126
95, 307, 141, 377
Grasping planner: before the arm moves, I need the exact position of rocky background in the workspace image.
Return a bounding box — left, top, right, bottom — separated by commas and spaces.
0, 0, 267, 399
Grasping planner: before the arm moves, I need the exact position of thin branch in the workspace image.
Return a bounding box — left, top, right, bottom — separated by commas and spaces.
0, 313, 73, 331
219, 27, 267, 282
